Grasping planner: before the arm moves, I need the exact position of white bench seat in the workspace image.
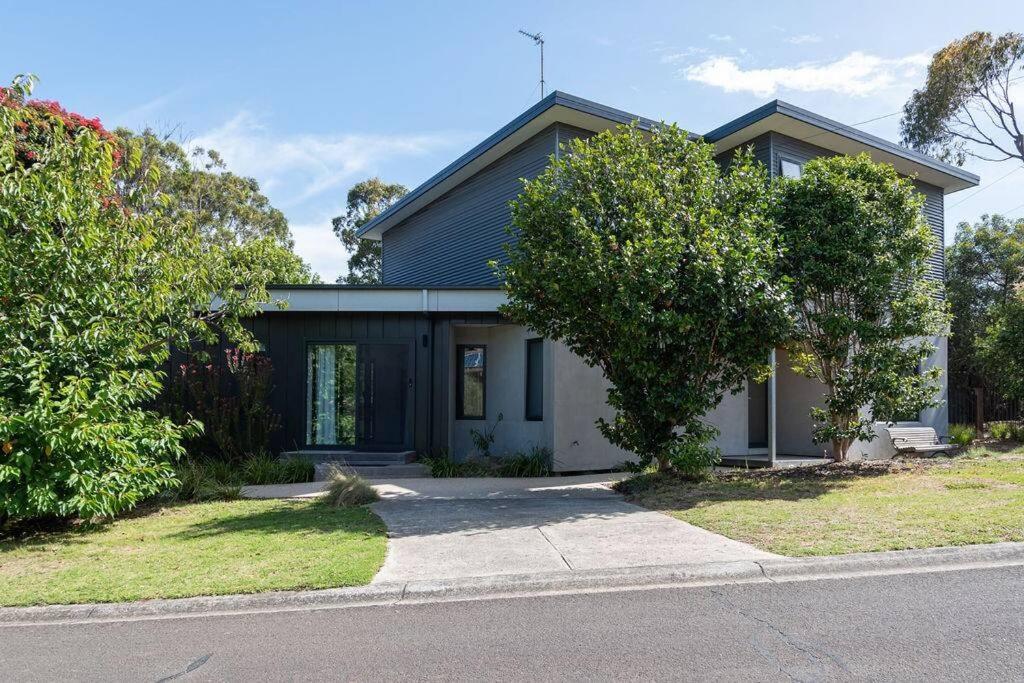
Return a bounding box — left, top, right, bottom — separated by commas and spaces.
887, 427, 956, 456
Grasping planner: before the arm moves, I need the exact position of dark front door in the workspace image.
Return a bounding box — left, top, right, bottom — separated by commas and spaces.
357, 343, 411, 450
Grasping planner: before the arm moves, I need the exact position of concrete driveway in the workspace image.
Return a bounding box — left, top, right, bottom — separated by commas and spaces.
368, 475, 777, 583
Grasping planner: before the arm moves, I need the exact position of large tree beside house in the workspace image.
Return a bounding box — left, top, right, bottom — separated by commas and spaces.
774, 154, 950, 462
333, 177, 408, 284
501, 124, 791, 474
114, 128, 318, 285
900, 31, 1023, 166
0, 76, 280, 522
946, 214, 1024, 397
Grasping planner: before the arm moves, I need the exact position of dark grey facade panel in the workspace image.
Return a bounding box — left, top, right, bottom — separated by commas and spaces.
714, 132, 772, 171
556, 122, 594, 152
224, 312, 433, 454
382, 126, 559, 286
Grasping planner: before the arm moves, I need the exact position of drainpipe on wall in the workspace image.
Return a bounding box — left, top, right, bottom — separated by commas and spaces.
769, 347, 777, 466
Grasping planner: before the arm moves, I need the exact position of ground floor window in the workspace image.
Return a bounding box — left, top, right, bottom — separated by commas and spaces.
457, 344, 486, 419
525, 338, 543, 420
306, 343, 357, 445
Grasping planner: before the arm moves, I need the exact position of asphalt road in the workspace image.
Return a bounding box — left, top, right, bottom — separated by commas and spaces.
4, 566, 1023, 682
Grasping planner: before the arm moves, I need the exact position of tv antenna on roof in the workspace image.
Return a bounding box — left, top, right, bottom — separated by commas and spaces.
518, 29, 545, 99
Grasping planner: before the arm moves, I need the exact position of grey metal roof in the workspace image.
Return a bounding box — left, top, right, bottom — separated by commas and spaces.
704, 99, 980, 187
359, 93, 980, 239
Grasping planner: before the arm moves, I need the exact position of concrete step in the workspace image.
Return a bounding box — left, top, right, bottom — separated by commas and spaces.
284, 450, 415, 465
314, 461, 430, 481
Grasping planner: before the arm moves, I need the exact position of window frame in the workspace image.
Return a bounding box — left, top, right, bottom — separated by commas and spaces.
304, 341, 359, 448
524, 338, 544, 421
778, 155, 804, 179
456, 344, 487, 420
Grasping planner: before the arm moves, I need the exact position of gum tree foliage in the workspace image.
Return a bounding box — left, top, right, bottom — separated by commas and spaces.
945, 214, 1024, 393
501, 124, 791, 474
774, 154, 950, 461
901, 31, 1024, 166
0, 76, 282, 522
114, 128, 318, 284
332, 177, 408, 284
979, 292, 1024, 401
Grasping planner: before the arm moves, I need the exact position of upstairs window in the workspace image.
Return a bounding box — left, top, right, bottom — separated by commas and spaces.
780, 158, 804, 178
457, 345, 486, 419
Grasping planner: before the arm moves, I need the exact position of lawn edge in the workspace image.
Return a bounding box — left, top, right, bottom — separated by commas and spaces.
2, 541, 1022, 626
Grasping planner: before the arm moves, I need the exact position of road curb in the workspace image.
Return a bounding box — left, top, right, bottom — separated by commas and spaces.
2, 542, 1023, 626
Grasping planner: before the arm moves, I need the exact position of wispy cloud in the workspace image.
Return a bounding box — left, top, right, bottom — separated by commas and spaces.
785, 34, 822, 45
111, 87, 187, 127
191, 112, 471, 206
708, 33, 733, 42
659, 46, 707, 65
683, 51, 930, 97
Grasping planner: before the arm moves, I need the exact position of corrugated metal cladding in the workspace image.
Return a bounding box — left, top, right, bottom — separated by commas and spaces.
382, 126, 559, 286
718, 132, 945, 287
382, 123, 598, 287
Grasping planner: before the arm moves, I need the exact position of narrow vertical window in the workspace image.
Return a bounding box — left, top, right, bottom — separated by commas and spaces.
306, 343, 357, 445
525, 338, 543, 421
457, 345, 486, 419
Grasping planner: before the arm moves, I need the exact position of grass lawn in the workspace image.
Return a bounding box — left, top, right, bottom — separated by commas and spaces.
619, 448, 1024, 556
0, 499, 387, 607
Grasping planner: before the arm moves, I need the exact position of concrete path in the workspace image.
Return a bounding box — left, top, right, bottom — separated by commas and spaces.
243, 474, 777, 583
367, 476, 777, 583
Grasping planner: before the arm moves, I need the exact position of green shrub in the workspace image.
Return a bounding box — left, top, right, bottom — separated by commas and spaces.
420, 447, 554, 478
948, 423, 976, 447
496, 448, 553, 477
1013, 423, 1024, 442
240, 453, 314, 486
320, 468, 379, 507
171, 453, 313, 502
171, 460, 242, 502
990, 421, 1015, 440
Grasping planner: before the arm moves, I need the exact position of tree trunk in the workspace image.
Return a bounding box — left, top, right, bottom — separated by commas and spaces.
831, 438, 847, 462
656, 452, 672, 473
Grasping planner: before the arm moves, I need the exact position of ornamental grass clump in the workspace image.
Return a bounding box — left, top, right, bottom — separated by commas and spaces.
320, 468, 380, 508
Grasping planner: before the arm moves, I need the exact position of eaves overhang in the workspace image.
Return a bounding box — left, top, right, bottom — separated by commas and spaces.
704, 100, 980, 194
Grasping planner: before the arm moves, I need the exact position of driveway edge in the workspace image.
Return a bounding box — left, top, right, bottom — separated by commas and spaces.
3, 542, 1023, 626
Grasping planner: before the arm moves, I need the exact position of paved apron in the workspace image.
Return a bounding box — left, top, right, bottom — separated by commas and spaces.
369, 475, 776, 583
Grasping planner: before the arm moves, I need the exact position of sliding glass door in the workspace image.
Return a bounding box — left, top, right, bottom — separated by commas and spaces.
306, 344, 357, 446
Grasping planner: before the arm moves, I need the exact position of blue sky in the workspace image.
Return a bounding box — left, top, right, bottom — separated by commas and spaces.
5, 1, 1023, 281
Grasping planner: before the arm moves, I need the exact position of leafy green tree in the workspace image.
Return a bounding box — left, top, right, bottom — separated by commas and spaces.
0, 76, 279, 522
774, 154, 951, 461
979, 293, 1024, 400
115, 128, 318, 284
946, 215, 1024, 393
501, 124, 791, 474
901, 31, 1023, 165
332, 177, 407, 284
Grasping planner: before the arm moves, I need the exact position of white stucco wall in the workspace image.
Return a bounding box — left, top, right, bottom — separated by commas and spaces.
705, 388, 750, 457
775, 349, 828, 457
450, 325, 548, 460
776, 337, 949, 461
548, 340, 634, 471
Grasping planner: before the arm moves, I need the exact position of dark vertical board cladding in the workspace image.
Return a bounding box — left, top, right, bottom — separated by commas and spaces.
211, 311, 432, 454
